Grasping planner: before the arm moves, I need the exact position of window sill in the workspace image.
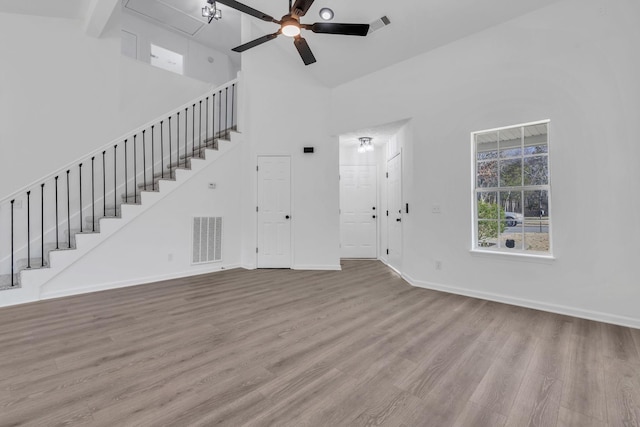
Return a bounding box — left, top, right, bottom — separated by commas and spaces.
470, 249, 556, 264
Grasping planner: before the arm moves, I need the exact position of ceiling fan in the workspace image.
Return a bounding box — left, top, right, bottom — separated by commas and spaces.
215, 0, 370, 65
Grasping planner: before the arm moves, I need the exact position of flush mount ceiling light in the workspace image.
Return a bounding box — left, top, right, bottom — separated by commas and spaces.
202, 0, 222, 23
358, 137, 374, 153
281, 16, 301, 37
217, 0, 370, 66
319, 7, 334, 20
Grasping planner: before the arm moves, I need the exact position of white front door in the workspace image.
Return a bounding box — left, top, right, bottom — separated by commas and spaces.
387, 154, 402, 271
257, 156, 291, 268
340, 165, 377, 258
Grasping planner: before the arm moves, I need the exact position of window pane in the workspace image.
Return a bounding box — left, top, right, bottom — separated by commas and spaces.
500, 127, 522, 158
524, 123, 547, 155
500, 159, 522, 187
478, 220, 499, 248
500, 190, 522, 226
477, 192, 498, 219
477, 132, 498, 160
499, 190, 523, 248
524, 190, 549, 252
477, 161, 498, 188
523, 155, 548, 185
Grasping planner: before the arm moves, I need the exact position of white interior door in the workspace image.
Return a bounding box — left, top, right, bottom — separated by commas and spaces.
387, 154, 402, 271
340, 165, 377, 258
257, 156, 291, 268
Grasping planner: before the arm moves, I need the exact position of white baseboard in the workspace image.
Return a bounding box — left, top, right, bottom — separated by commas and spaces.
402, 273, 640, 330
40, 264, 242, 301
378, 258, 402, 276
292, 264, 342, 271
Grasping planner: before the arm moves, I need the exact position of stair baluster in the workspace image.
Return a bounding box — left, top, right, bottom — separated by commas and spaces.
113, 145, 117, 213
133, 135, 137, 203
66, 170, 70, 247
91, 158, 95, 232
142, 131, 147, 191
26, 191, 31, 269
192, 104, 195, 158
41, 183, 45, 267
10, 199, 15, 286
160, 121, 165, 179
55, 176, 59, 249
184, 108, 188, 168
124, 140, 128, 204
151, 126, 155, 190
102, 151, 106, 217
79, 164, 83, 233
177, 112, 180, 170
169, 117, 173, 176
225, 86, 229, 139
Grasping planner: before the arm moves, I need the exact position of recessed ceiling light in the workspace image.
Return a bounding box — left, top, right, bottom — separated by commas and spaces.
319, 8, 334, 21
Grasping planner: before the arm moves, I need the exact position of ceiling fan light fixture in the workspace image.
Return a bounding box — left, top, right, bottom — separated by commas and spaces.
319, 8, 334, 21
202, 1, 221, 22
281, 18, 301, 37
202, 5, 213, 17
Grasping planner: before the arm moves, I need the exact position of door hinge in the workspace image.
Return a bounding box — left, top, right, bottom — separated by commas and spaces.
256, 165, 259, 171
386, 210, 389, 216
256, 206, 259, 212
386, 172, 389, 178
386, 249, 389, 255
256, 247, 259, 253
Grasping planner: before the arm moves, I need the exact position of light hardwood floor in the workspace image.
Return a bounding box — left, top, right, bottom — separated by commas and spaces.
0, 260, 639, 426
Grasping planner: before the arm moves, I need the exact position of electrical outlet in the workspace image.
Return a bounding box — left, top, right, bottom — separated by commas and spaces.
432, 204, 441, 214
208, 183, 216, 189
435, 260, 442, 270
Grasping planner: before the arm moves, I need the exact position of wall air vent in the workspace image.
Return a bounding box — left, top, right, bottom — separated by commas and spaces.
192, 217, 222, 264
368, 16, 391, 34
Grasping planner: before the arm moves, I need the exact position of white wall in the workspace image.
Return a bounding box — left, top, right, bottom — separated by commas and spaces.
330, 0, 640, 327
238, 18, 339, 270
39, 141, 243, 297
121, 12, 237, 86
0, 12, 213, 199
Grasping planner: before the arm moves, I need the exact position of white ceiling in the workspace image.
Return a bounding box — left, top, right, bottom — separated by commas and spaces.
225, 0, 564, 87
0, 0, 90, 19
1, 0, 564, 87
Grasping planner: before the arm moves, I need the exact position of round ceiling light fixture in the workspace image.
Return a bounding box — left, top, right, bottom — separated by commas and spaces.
281, 16, 301, 37
319, 8, 334, 21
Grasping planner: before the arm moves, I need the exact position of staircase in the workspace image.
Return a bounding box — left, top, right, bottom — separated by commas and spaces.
0, 79, 239, 303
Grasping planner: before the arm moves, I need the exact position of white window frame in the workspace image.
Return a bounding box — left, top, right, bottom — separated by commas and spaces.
470, 119, 553, 258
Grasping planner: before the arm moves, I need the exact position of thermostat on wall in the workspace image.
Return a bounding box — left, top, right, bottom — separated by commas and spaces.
303, 147, 314, 153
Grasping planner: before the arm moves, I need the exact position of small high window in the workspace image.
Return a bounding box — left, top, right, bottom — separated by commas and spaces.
472, 121, 551, 255
150, 44, 184, 75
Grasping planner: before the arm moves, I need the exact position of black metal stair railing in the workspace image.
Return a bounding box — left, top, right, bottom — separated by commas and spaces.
0, 80, 238, 288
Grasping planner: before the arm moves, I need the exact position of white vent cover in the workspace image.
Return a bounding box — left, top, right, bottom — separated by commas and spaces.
192, 217, 222, 264
368, 16, 391, 34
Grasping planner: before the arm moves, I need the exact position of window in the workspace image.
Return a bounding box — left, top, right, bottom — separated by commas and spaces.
150, 44, 184, 75
472, 121, 551, 255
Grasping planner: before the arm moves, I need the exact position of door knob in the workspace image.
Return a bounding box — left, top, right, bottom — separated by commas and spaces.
372, 207, 376, 210
285, 215, 290, 219
372, 215, 376, 219
396, 218, 401, 222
